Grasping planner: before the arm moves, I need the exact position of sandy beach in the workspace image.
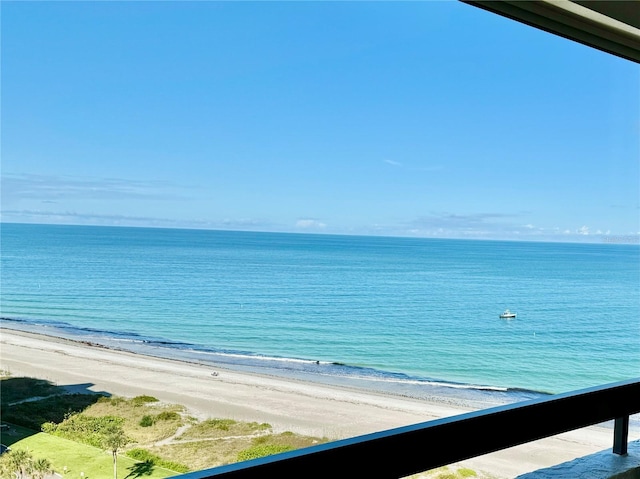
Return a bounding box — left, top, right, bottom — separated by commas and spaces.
0, 327, 634, 478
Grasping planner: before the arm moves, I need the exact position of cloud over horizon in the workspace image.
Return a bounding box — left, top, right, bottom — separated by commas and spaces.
1, 173, 187, 202
295, 219, 327, 230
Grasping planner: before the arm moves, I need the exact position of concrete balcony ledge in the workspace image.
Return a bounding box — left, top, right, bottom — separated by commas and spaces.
516, 440, 640, 479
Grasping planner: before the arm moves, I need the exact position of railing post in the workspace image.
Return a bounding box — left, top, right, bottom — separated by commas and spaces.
613, 416, 629, 455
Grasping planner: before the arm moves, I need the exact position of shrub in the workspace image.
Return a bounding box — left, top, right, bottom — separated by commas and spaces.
155, 411, 180, 421
246, 421, 271, 431
127, 448, 155, 461
139, 415, 155, 427
41, 422, 56, 434
158, 460, 189, 473
203, 418, 236, 431
131, 395, 158, 406
47, 414, 125, 447
237, 444, 293, 462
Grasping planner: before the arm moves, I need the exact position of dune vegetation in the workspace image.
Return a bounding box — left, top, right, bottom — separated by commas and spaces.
0, 375, 483, 479
0, 376, 325, 478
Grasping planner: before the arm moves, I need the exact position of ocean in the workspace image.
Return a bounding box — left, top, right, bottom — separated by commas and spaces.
1, 223, 639, 408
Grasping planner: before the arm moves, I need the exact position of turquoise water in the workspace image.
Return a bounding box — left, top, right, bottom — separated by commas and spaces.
1, 223, 639, 403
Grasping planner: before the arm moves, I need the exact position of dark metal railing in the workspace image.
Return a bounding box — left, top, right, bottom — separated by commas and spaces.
174, 378, 640, 479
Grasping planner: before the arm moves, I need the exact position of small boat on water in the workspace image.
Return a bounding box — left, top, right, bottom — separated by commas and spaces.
499, 309, 516, 319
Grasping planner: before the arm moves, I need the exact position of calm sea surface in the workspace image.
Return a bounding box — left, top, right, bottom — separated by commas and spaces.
1, 223, 639, 406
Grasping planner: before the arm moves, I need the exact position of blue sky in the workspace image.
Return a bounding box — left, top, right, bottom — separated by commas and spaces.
2, 1, 639, 242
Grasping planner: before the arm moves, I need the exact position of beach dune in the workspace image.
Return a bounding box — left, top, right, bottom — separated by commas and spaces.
0, 328, 631, 478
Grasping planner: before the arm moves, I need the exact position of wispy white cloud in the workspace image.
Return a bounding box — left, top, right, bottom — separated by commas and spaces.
0, 209, 183, 227
379, 212, 519, 239
0, 209, 284, 232
407, 212, 517, 231
1, 173, 188, 201
295, 218, 326, 230
387, 213, 616, 242
219, 218, 278, 229
383, 160, 443, 173
384, 159, 402, 167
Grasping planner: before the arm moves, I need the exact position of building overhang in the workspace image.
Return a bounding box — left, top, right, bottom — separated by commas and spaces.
461, 1, 640, 63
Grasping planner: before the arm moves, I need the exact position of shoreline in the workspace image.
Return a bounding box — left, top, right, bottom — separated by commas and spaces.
1, 326, 635, 478
0, 317, 552, 406
0, 327, 469, 437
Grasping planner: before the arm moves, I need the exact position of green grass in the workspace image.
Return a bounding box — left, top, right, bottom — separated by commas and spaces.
4, 432, 176, 479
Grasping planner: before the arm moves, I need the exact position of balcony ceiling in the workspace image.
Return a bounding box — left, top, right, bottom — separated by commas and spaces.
462, 1, 640, 63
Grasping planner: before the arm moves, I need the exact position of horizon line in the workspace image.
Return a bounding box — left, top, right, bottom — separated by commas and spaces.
2, 220, 639, 246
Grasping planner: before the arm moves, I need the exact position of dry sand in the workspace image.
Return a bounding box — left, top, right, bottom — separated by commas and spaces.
1, 327, 634, 478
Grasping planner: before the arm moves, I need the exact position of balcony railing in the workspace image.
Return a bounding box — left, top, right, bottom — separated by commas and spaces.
175, 378, 640, 479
